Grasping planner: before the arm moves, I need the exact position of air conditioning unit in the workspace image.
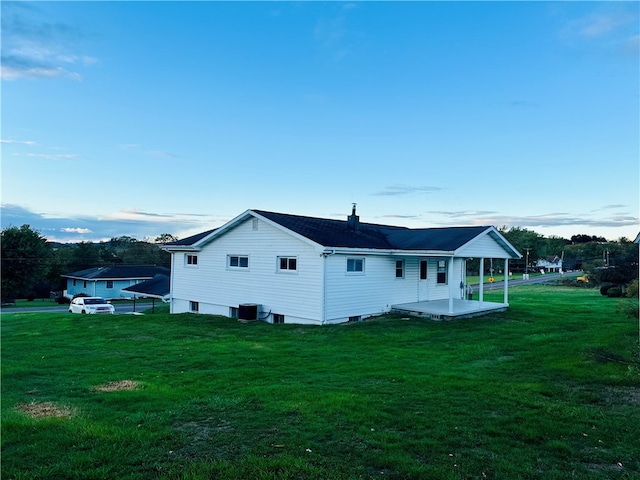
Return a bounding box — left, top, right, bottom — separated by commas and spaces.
238, 303, 259, 321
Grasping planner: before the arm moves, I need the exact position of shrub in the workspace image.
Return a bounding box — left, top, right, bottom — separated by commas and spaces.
607, 287, 622, 298
600, 283, 614, 296
626, 279, 639, 298
617, 298, 639, 319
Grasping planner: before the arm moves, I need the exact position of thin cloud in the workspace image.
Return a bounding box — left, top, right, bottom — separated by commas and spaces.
26, 153, 77, 160
0, 204, 220, 243
314, 3, 361, 63
561, 7, 639, 56
144, 150, 180, 158
1, 139, 37, 145
430, 211, 639, 230
372, 185, 444, 196
1, 6, 96, 80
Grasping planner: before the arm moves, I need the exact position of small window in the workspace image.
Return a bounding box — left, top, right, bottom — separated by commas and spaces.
229, 307, 239, 318
278, 256, 297, 272
348, 316, 362, 322
73, 279, 77, 287
395, 260, 404, 278
437, 260, 447, 284
190, 301, 199, 312
106, 280, 114, 289
83, 281, 87, 288
347, 258, 364, 274
273, 314, 285, 324
228, 255, 249, 268
420, 260, 428, 280
186, 254, 198, 266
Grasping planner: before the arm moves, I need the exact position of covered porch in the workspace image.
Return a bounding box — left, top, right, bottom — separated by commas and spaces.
392, 257, 512, 320
391, 298, 507, 320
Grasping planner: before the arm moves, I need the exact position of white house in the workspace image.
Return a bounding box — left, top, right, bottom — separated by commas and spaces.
163, 208, 521, 325
535, 255, 563, 273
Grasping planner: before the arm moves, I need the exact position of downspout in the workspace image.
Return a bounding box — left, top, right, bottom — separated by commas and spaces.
479, 258, 485, 306
448, 255, 454, 314
321, 249, 336, 325
504, 258, 509, 306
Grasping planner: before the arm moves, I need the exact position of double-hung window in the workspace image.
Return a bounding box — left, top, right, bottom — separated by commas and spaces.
395, 260, 405, 278
347, 258, 365, 274
437, 260, 447, 284
228, 255, 249, 269
106, 280, 114, 289
278, 256, 297, 272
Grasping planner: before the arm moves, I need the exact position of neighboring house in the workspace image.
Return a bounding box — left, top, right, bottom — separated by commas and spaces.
535, 255, 563, 273
163, 208, 521, 325
62, 265, 171, 300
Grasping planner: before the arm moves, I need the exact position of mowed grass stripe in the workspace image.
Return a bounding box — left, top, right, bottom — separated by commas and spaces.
2, 286, 638, 479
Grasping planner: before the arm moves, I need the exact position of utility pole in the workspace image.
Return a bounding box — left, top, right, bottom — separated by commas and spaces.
523, 248, 531, 280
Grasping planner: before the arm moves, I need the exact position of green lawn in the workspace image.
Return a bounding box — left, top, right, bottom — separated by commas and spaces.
2, 286, 638, 479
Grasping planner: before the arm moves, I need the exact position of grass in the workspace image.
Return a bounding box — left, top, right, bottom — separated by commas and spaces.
2, 286, 639, 479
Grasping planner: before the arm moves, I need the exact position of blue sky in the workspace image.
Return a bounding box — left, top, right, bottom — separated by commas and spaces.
2, 1, 638, 243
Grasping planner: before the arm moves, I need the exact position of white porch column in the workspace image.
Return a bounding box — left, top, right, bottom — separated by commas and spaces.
504, 258, 509, 305
479, 258, 485, 305
448, 256, 454, 314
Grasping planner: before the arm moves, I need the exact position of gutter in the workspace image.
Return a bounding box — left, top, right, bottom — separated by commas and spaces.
320, 248, 456, 257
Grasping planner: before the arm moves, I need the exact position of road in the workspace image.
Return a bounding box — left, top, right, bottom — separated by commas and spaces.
470, 271, 580, 292
1, 302, 149, 315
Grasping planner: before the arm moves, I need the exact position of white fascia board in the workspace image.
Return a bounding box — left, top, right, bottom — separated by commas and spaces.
162, 245, 201, 252
321, 248, 455, 257
250, 210, 326, 250
454, 226, 522, 259
162, 210, 254, 252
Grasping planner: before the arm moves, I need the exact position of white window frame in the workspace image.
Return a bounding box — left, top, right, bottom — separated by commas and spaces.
228, 255, 249, 269
277, 256, 298, 273
346, 257, 365, 275
273, 313, 285, 324
437, 260, 447, 284
395, 259, 405, 279
186, 254, 198, 266
189, 301, 199, 312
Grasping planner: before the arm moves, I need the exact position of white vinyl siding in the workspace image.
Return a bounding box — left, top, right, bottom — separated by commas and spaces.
324, 255, 417, 323
458, 233, 514, 258
170, 217, 323, 323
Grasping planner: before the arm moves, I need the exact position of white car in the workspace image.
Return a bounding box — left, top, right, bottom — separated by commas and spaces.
69, 297, 115, 314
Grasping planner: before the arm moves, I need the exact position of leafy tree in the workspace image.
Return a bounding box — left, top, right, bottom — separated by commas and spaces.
67, 242, 101, 272
1, 225, 51, 300
154, 233, 178, 244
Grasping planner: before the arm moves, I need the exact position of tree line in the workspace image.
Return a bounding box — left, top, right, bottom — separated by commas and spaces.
1, 224, 638, 302
1, 225, 174, 302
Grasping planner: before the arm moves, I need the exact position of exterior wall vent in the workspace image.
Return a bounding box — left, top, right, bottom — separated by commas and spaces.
238, 303, 259, 321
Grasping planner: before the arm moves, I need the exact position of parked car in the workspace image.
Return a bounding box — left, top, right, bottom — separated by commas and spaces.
69, 297, 115, 314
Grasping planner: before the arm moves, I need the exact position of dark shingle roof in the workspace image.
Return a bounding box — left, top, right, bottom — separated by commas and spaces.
254, 210, 490, 251
122, 274, 170, 297
63, 265, 170, 280
165, 228, 217, 246
164, 209, 499, 253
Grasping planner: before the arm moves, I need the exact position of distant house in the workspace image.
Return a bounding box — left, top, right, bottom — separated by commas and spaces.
163, 208, 521, 325
62, 265, 170, 300
535, 255, 563, 273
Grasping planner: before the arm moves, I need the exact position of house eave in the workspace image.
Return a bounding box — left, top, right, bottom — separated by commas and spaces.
321, 247, 456, 257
